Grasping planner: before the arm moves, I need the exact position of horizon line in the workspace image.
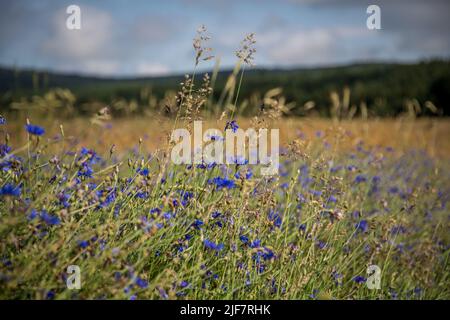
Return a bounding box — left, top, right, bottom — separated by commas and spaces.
1, 57, 449, 81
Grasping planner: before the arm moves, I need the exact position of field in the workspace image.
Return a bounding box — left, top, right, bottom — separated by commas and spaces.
1, 114, 449, 299
4, 114, 450, 156
1, 24, 449, 301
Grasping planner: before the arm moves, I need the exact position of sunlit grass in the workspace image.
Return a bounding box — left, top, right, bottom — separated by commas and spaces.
0, 26, 449, 300
0, 117, 449, 299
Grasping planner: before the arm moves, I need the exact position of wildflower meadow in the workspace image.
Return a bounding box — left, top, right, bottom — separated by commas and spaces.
0, 25, 449, 301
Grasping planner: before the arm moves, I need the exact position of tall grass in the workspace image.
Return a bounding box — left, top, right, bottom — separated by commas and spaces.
0, 27, 449, 300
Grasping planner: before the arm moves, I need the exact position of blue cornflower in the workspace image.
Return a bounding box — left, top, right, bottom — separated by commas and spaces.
253, 248, 274, 265
203, 239, 224, 251
210, 176, 235, 190
163, 212, 172, 220
239, 235, 249, 244
206, 162, 217, 169
327, 195, 338, 203
135, 277, 148, 289
353, 275, 367, 284
192, 219, 204, 230
196, 163, 207, 169
135, 191, 149, 199
262, 247, 275, 260
46, 290, 55, 300
268, 210, 282, 228
309, 289, 319, 299
0, 115, 6, 125
389, 186, 399, 194
372, 175, 381, 184
150, 207, 161, 215
77, 164, 94, 178
316, 240, 327, 249
28, 209, 38, 221
97, 189, 116, 209
413, 287, 422, 297
211, 211, 221, 218
0, 183, 21, 197
78, 240, 89, 249
389, 289, 399, 299
25, 124, 45, 136
179, 281, 189, 288
391, 225, 407, 235
58, 192, 71, 208
354, 174, 367, 183
309, 189, 322, 197
225, 120, 239, 133
179, 190, 194, 206
355, 220, 368, 233
137, 167, 149, 176
80, 147, 101, 164
235, 168, 253, 180
330, 165, 343, 173
40, 211, 61, 226
250, 239, 261, 248
2, 259, 12, 267
0, 144, 11, 157
88, 182, 97, 190
228, 155, 248, 165
257, 264, 265, 274
332, 271, 343, 286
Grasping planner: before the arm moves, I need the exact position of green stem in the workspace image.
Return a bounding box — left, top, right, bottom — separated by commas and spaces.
230, 65, 245, 120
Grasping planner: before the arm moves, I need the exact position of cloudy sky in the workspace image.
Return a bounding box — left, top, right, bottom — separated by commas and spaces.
0, 0, 449, 76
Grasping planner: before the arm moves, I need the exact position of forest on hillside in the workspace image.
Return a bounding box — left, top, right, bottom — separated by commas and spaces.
1, 60, 449, 117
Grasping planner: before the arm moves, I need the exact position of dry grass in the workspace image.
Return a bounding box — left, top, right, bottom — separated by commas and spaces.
5, 116, 450, 158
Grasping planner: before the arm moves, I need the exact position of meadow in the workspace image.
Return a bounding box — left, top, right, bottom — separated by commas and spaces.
0, 29, 449, 300
0, 114, 449, 299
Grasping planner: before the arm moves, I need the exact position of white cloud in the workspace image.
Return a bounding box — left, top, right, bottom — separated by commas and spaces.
258, 27, 368, 65
36, 6, 180, 75
268, 30, 333, 64
136, 62, 170, 76
41, 6, 114, 60
37, 5, 125, 75
2, 0, 447, 75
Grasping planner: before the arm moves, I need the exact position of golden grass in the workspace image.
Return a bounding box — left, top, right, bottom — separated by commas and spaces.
5, 116, 450, 159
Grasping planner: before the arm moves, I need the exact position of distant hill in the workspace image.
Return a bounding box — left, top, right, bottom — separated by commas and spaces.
1, 60, 449, 116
